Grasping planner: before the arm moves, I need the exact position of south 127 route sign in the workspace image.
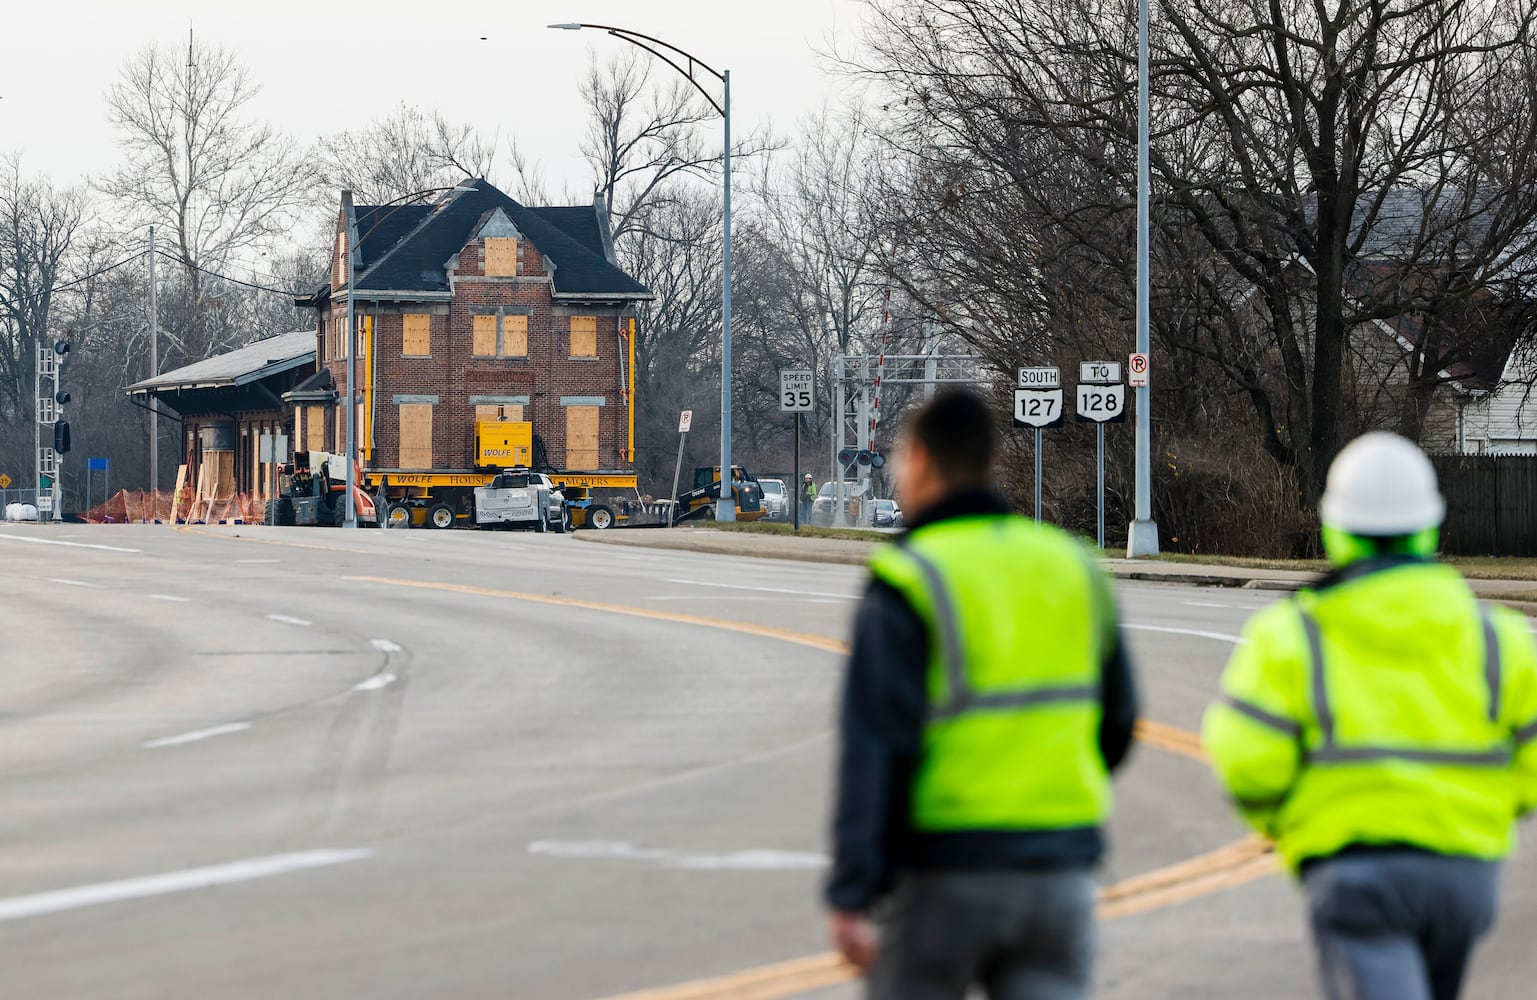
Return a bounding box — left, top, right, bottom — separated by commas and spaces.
1014, 388, 1065, 428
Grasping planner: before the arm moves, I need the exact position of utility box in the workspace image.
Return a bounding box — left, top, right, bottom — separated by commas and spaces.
475, 421, 534, 468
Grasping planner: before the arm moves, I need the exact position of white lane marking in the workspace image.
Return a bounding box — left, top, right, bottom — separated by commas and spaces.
528, 840, 827, 871
236, 559, 280, 564
0, 534, 141, 553
664, 577, 857, 600
1124, 623, 1246, 645
369, 638, 403, 653
0, 849, 372, 924
49, 578, 90, 587
148, 594, 191, 603
143, 722, 252, 749
353, 673, 396, 692
265, 614, 312, 627
1182, 601, 1263, 611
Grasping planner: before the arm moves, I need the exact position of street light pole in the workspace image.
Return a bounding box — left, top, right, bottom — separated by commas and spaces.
718, 69, 734, 521
1127, 0, 1160, 556
549, 22, 735, 519
342, 189, 358, 529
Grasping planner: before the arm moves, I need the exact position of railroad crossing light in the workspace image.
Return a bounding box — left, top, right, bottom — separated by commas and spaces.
53, 421, 71, 455
53, 339, 71, 357
55, 390, 70, 405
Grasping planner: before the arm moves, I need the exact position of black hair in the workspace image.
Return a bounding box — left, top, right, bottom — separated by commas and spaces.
906, 389, 996, 486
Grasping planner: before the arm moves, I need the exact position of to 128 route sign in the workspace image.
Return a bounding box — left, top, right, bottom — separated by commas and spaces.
1014, 388, 1065, 428
779, 369, 815, 412
1075, 383, 1126, 423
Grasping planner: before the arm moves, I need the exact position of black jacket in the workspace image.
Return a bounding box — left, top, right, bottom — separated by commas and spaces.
825, 490, 1139, 913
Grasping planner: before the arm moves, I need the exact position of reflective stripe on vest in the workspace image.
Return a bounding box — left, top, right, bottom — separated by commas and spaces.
905, 547, 1098, 722
1297, 605, 1510, 767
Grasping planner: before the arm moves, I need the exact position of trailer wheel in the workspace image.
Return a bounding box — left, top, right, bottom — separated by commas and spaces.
588, 504, 614, 530
427, 503, 456, 529
386, 503, 414, 529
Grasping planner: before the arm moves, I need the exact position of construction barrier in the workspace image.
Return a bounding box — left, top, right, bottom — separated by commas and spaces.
82, 489, 270, 525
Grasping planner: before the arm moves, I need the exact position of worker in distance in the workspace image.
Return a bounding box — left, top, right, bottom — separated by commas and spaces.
825, 389, 1138, 999
1205, 432, 1537, 1000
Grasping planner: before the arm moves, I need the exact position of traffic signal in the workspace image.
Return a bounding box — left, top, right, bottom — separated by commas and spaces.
53, 421, 71, 455
55, 390, 70, 405
53, 339, 71, 357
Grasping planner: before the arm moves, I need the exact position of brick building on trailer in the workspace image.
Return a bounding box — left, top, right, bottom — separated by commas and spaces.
294, 180, 652, 484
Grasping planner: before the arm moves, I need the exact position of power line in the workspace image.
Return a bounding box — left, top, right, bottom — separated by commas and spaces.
152, 249, 299, 297
48, 249, 150, 293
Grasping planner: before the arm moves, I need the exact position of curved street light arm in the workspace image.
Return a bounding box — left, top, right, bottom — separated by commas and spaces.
550, 22, 726, 116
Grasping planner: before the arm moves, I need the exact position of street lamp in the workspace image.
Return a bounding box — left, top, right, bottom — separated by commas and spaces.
1127, 0, 1161, 556
341, 182, 478, 527
549, 22, 737, 521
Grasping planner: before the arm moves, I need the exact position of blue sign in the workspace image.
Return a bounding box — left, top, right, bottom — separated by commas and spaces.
87, 457, 109, 471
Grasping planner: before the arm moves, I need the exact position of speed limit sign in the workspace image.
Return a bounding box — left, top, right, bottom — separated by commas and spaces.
780, 369, 814, 412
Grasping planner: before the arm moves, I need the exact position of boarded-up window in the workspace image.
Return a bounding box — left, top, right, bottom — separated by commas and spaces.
485, 237, 518, 277
398, 404, 433, 469
475, 403, 526, 423
305, 405, 326, 453
503, 314, 529, 356
402, 314, 431, 356
570, 315, 598, 358
472, 315, 498, 357
566, 405, 600, 470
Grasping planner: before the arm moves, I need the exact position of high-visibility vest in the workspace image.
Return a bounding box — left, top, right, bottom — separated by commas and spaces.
1204, 561, 1537, 870
869, 514, 1114, 832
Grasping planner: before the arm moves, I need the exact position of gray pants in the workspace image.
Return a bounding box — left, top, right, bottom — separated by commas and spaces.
868, 869, 1095, 1000
1304, 851, 1500, 1000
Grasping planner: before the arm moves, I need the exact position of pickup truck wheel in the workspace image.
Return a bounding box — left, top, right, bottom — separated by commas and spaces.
427, 503, 456, 529
588, 505, 614, 530
536, 510, 549, 533
386, 503, 413, 529
560, 509, 571, 533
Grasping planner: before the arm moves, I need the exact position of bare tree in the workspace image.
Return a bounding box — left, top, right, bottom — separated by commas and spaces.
102, 33, 313, 360
0, 153, 86, 476
856, 0, 1537, 508
315, 103, 500, 204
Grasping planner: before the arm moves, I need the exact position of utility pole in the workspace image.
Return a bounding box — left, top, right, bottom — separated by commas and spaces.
148, 226, 158, 493
342, 190, 358, 528
717, 68, 735, 521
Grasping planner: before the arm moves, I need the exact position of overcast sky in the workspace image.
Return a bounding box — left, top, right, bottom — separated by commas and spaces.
1, 0, 867, 197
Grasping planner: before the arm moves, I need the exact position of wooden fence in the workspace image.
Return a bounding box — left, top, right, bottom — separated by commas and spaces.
1433, 455, 1537, 556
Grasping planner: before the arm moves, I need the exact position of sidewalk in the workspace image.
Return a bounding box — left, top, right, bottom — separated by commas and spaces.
575, 527, 1537, 605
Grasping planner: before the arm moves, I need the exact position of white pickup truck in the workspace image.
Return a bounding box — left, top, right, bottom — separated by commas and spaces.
472, 469, 568, 532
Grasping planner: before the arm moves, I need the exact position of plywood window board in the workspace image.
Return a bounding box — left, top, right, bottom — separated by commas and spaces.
570, 315, 598, 358
472, 315, 498, 357
485, 238, 518, 277
398, 404, 434, 469
503, 314, 528, 356
566, 405, 600, 470
306, 405, 326, 453
403, 314, 431, 356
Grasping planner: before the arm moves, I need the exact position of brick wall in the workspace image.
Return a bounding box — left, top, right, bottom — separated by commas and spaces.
318, 230, 635, 474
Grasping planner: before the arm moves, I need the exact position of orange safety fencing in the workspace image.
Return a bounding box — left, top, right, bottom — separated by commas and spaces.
83, 489, 271, 525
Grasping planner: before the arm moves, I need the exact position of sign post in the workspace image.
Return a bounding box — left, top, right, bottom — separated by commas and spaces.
780, 370, 814, 531
670, 410, 693, 526
1013, 368, 1063, 523
1076, 363, 1128, 550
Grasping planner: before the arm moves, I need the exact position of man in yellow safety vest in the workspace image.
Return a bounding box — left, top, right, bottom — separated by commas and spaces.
825, 389, 1138, 999
1205, 432, 1537, 1000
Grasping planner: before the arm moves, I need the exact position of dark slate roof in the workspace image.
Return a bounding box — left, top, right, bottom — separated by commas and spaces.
353, 204, 433, 274
126, 330, 314, 394
354, 181, 648, 298
530, 205, 608, 261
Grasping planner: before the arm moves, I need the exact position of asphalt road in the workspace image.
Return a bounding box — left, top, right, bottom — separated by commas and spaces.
0, 522, 1532, 999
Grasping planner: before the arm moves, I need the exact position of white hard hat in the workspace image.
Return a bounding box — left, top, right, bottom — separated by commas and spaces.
1319, 431, 1444, 535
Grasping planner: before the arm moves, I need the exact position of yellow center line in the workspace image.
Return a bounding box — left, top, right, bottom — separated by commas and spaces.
600, 836, 1277, 1000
